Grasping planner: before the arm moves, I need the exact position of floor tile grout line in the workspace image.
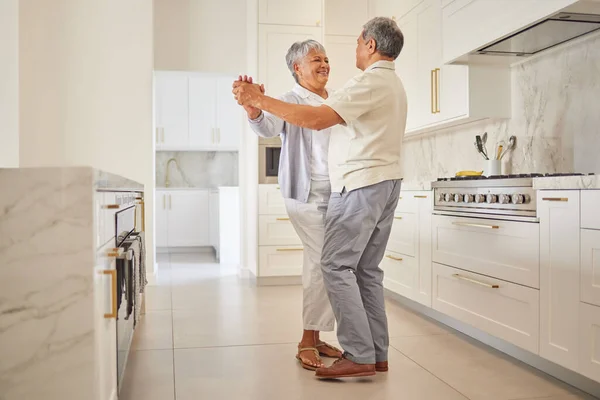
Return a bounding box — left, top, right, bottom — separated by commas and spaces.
169, 253, 177, 400
389, 343, 474, 400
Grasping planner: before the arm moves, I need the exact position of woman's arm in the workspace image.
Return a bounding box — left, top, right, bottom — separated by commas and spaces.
247, 110, 286, 138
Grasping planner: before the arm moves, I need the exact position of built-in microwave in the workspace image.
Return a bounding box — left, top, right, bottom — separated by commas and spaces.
258, 136, 281, 184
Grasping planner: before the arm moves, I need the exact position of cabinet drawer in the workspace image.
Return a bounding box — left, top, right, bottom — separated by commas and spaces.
396, 192, 419, 213
259, 184, 287, 215
582, 191, 600, 230
388, 213, 417, 256
579, 302, 600, 382
432, 215, 540, 288
382, 251, 418, 301
433, 263, 539, 353
258, 216, 302, 246
581, 229, 600, 307
259, 246, 303, 277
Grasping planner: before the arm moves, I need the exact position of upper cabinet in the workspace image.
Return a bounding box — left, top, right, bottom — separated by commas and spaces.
442, 0, 586, 64
325, 0, 368, 36
368, 0, 425, 21
155, 72, 241, 151
259, 0, 323, 27
259, 25, 323, 97
394, 0, 511, 136
324, 35, 361, 90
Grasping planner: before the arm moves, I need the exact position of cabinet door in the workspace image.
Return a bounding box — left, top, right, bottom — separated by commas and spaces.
382, 251, 418, 300
155, 192, 169, 247
438, 63, 468, 123
259, 246, 304, 276
215, 76, 241, 150
367, 0, 396, 19
579, 302, 600, 382
259, 184, 287, 215
167, 191, 210, 247
155, 73, 189, 148
209, 190, 220, 251
325, 0, 367, 36
395, 13, 420, 132
189, 75, 217, 148
388, 212, 418, 256
416, 0, 443, 127
324, 35, 360, 90
581, 229, 600, 307
259, 0, 323, 27
95, 244, 118, 400
416, 192, 433, 307
539, 191, 580, 371
259, 25, 323, 98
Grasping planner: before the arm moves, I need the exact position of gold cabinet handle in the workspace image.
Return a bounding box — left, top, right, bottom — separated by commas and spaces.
316, 20, 321, 26
452, 222, 499, 229
276, 217, 290, 221
431, 70, 435, 114
103, 204, 120, 209
169, 194, 172, 210
394, 216, 403, 220
102, 269, 118, 318
435, 68, 441, 113
453, 273, 499, 289
161, 127, 165, 143
386, 254, 403, 261
391, 16, 396, 21
414, 195, 428, 199
276, 248, 303, 252
162, 194, 166, 210
276, 186, 280, 189
542, 197, 568, 202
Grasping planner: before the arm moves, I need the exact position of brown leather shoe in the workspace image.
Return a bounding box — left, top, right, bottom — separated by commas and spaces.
375, 361, 388, 372
315, 357, 376, 379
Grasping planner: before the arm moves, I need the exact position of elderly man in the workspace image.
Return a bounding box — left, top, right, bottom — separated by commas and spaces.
234, 17, 407, 379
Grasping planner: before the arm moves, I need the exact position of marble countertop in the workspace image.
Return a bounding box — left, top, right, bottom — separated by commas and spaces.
95, 169, 143, 191
401, 180, 432, 191
533, 175, 600, 190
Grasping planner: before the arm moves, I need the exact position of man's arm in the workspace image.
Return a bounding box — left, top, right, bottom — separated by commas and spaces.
257, 97, 343, 131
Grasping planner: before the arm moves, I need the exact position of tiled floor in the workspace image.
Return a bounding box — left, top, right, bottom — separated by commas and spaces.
120, 253, 594, 400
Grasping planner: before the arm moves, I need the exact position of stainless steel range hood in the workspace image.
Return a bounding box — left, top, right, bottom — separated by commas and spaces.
475, 12, 600, 57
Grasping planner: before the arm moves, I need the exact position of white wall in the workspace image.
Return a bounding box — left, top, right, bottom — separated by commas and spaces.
19, 0, 156, 270
0, 0, 19, 168
154, 0, 247, 74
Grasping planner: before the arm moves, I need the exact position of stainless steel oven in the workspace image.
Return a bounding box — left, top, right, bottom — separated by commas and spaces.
259, 136, 281, 184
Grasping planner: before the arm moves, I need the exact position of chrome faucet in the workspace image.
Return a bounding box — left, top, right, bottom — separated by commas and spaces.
165, 158, 180, 188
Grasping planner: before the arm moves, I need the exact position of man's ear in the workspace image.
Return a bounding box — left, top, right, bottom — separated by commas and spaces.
367, 38, 377, 55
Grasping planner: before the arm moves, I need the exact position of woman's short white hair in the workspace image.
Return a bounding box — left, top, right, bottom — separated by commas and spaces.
285, 39, 326, 83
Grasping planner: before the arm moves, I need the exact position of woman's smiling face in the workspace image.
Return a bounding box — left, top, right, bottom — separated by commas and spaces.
295, 48, 330, 89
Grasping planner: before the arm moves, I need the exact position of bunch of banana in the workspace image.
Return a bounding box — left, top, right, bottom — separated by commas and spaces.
455, 170, 483, 177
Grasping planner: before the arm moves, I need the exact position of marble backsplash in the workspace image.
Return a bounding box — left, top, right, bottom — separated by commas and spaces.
401, 33, 600, 182
156, 151, 238, 188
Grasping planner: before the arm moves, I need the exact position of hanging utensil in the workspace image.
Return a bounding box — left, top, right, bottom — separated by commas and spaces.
475, 135, 488, 160
495, 140, 506, 160
496, 145, 503, 160
481, 132, 488, 157
499, 136, 516, 159
474, 142, 487, 160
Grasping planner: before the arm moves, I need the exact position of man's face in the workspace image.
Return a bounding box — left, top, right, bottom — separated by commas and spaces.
355, 31, 371, 71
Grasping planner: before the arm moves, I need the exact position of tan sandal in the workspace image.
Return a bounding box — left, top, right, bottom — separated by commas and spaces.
296, 346, 323, 371
316, 342, 343, 359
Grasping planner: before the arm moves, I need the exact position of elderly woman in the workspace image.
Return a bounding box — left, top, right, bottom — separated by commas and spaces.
236, 39, 342, 370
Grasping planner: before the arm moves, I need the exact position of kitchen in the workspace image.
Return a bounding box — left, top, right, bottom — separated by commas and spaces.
1, 0, 600, 399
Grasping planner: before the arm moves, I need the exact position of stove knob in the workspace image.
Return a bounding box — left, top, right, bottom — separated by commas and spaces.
454, 194, 464, 203
475, 194, 486, 203
499, 194, 511, 204
437, 193, 445, 202
464, 194, 474, 203
486, 194, 498, 204
511, 194, 524, 204
444, 193, 453, 202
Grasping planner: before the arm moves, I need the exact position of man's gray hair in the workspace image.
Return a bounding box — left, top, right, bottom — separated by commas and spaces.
362, 17, 404, 60
285, 39, 326, 83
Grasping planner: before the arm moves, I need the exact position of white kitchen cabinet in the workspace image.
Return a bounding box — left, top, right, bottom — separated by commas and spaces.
259, 245, 304, 276
155, 72, 189, 149
188, 75, 217, 148
259, 24, 323, 98
188, 74, 241, 150
324, 35, 360, 90
581, 229, 600, 307
395, 0, 510, 136
432, 263, 540, 354
325, 0, 367, 36
155, 192, 169, 247
259, 184, 287, 215
442, 0, 578, 64
209, 189, 220, 256
582, 190, 600, 230
432, 215, 540, 288
95, 241, 118, 400
155, 190, 210, 248
579, 302, 600, 382
259, 0, 323, 27
539, 190, 580, 371
368, 0, 425, 20
259, 215, 303, 246
384, 190, 433, 307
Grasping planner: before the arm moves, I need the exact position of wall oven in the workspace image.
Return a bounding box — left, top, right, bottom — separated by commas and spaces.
259, 136, 281, 184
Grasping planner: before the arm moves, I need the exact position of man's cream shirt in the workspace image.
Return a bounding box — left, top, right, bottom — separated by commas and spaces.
324, 60, 407, 193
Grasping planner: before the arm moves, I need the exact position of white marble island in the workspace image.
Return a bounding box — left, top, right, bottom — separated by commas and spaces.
0, 167, 145, 400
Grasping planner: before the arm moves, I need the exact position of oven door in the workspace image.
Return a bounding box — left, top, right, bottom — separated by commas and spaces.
115, 205, 136, 247
116, 248, 135, 392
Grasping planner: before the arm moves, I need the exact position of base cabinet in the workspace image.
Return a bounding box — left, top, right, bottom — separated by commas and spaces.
579, 302, 600, 382
156, 190, 210, 248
